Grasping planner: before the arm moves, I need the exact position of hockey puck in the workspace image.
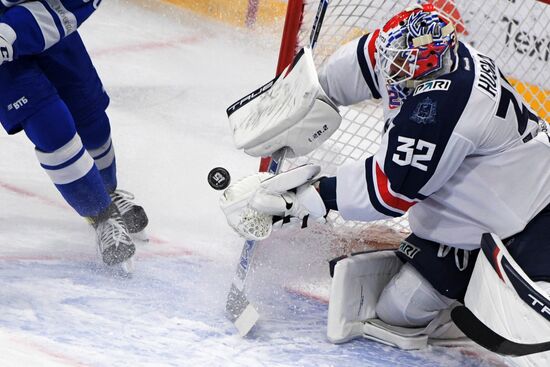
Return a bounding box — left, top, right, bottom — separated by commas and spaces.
207, 167, 231, 190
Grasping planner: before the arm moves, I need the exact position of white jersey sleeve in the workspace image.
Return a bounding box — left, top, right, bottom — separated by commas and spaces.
318, 31, 382, 106
334, 42, 550, 249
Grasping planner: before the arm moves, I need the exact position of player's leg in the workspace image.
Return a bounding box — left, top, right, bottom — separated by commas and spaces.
0, 57, 134, 268
375, 234, 478, 336
37, 32, 148, 233
375, 263, 455, 327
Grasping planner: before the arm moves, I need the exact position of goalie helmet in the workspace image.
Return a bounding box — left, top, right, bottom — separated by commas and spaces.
376, 3, 458, 88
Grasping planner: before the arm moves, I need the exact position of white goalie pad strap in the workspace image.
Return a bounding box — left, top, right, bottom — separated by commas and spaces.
363, 305, 469, 350
363, 319, 429, 350
327, 250, 403, 343
227, 47, 341, 158
465, 234, 550, 346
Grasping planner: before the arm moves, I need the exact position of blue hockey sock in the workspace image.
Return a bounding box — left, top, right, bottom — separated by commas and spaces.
23, 100, 111, 217
87, 136, 117, 194
77, 111, 117, 193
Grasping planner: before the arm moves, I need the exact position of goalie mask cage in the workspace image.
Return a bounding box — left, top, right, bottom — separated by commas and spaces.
263, 0, 550, 233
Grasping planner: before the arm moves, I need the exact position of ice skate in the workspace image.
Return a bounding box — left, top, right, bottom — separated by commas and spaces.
89, 202, 136, 273
110, 189, 149, 241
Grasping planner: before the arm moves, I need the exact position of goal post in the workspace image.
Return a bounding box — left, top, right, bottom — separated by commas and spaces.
263, 0, 550, 233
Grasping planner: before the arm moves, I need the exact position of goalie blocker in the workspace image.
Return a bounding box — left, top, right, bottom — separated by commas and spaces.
226, 48, 342, 159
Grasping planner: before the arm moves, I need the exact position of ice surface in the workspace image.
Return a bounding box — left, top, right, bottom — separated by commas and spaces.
0, 1, 507, 365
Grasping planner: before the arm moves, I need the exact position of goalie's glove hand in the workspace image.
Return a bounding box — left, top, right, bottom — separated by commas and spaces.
219, 164, 326, 241
250, 183, 326, 222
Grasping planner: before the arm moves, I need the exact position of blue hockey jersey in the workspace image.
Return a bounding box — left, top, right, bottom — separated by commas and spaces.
0, 0, 101, 58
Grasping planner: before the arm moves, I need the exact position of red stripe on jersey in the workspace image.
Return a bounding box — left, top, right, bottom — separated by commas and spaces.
492, 246, 504, 281
367, 29, 380, 69
375, 162, 416, 212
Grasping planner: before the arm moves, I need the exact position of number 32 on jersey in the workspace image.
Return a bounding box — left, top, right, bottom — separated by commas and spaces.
392, 136, 436, 171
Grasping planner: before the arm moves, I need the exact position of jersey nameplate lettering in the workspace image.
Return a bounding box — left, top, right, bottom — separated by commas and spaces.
476, 54, 498, 99
413, 79, 451, 96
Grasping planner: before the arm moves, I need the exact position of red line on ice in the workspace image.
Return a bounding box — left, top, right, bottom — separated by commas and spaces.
0, 181, 68, 211
0, 179, 194, 256
90, 36, 203, 57
10, 335, 91, 367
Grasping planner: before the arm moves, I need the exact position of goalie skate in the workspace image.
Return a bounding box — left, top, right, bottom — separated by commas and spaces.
110, 189, 149, 242
89, 202, 136, 274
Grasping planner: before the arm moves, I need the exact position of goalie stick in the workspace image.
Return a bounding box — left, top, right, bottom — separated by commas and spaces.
451, 306, 550, 357
225, 0, 330, 337
451, 233, 550, 357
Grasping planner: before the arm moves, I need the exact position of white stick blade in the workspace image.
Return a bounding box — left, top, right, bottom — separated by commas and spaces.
234, 304, 259, 337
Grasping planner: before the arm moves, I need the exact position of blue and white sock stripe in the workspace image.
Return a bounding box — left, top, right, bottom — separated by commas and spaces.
88, 137, 115, 170
17, 0, 77, 51
36, 134, 94, 185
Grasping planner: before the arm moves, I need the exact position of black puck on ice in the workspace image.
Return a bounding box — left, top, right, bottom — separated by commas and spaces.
207, 167, 231, 190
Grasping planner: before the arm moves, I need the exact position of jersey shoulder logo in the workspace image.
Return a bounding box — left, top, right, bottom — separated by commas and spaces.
413, 79, 451, 96
411, 97, 437, 125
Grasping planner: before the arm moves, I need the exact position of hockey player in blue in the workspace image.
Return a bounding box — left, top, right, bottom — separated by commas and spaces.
0, 0, 148, 272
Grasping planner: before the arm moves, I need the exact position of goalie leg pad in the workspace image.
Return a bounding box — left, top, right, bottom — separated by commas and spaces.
466, 233, 550, 367
327, 250, 403, 343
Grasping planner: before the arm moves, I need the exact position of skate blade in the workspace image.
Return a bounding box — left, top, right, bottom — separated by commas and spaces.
96, 257, 134, 278
119, 257, 135, 275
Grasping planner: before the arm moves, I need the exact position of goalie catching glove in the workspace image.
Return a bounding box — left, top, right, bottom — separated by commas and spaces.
219, 164, 327, 240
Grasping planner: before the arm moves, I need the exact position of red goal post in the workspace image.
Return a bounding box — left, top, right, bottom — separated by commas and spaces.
261, 0, 550, 233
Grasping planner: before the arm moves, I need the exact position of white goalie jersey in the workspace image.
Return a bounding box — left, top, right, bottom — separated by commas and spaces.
319, 33, 550, 250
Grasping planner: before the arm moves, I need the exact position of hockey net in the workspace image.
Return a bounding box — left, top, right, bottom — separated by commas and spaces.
265, 0, 550, 238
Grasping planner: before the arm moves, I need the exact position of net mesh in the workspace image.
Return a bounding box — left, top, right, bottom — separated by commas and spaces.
281, 0, 550, 232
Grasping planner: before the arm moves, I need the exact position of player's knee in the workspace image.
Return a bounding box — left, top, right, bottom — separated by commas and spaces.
375, 263, 454, 327
22, 99, 77, 152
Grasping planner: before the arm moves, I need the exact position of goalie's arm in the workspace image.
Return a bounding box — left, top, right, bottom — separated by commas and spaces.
318, 89, 476, 222
318, 31, 382, 106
